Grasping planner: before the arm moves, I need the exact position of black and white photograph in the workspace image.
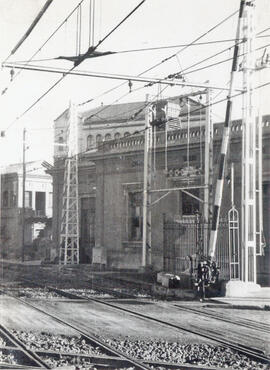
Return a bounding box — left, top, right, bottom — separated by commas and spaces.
0, 1, 270, 369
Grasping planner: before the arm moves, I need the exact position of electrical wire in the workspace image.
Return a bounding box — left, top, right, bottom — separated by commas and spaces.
257, 26, 270, 36
95, 0, 145, 49
1, 0, 86, 90
77, 25, 268, 109
12, 34, 270, 65
77, 8, 240, 112
9, 38, 269, 135
181, 42, 270, 77
74, 38, 243, 121
69, 79, 270, 161
4, 0, 146, 132
3, 4, 262, 138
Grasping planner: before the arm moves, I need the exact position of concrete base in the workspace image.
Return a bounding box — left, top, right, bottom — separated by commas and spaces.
224, 280, 261, 298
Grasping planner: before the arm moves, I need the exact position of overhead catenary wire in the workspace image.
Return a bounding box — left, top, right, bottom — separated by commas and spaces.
7, 37, 269, 138
76, 8, 240, 111
1, 0, 87, 93
39, 74, 270, 145
1, 3, 260, 136
173, 42, 270, 78
12, 34, 270, 65
68, 80, 270, 160
4, 0, 146, 132
8, 41, 270, 90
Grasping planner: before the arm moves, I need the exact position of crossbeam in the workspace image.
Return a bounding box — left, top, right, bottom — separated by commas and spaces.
149, 185, 207, 193
3, 62, 244, 92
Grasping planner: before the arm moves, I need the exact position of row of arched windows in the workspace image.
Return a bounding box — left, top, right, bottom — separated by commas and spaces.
87, 131, 140, 148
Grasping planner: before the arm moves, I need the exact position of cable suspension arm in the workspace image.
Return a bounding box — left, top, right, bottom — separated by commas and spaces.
2, 62, 243, 92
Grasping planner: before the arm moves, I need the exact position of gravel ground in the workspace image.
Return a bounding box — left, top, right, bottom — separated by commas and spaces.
40, 354, 135, 369
8, 287, 66, 299
11, 330, 106, 356
100, 337, 269, 370
0, 337, 8, 347
63, 288, 114, 299
0, 350, 17, 365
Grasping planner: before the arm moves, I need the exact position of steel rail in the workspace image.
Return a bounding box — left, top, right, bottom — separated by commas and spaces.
174, 304, 270, 334
1, 290, 150, 370
6, 278, 270, 361
2, 283, 270, 366
0, 324, 50, 368
45, 286, 270, 364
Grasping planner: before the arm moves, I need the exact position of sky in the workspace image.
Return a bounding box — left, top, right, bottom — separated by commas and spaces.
0, 0, 269, 166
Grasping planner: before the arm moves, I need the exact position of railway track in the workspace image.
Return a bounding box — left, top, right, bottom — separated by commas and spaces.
5, 282, 269, 366
0, 323, 49, 369
173, 304, 270, 334
0, 293, 149, 369
1, 289, 220, 370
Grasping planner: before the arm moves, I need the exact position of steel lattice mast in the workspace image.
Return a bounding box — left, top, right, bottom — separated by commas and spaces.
59, 102, 80, 265
241, 0, 263, 282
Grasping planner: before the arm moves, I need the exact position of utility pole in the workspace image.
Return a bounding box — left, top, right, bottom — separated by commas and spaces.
203, 87, 213, 255
142, 96, 152, 268
22, 128, 26, 262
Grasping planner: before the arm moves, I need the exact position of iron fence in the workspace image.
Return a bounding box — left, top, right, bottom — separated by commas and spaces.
163, 216, 230, 279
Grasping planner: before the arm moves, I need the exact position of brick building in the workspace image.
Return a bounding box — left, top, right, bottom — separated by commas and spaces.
0, 161, 52, 259
51, 98, 270, 283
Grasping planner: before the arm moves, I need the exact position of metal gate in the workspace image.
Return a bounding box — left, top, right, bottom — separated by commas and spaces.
163, 216, 230, 279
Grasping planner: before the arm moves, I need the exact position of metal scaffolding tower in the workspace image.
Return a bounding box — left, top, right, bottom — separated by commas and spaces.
59, 102, 80, 265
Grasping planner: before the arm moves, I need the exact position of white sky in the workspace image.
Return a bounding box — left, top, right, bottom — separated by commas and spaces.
0, 0, 269, 166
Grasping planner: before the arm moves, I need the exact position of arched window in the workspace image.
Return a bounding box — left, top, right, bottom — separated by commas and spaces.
114, 132, 120, 139
124, 132, 130, 137
105, 133, 111, 141
96, 134, 102, 142
87, 135, 93, 148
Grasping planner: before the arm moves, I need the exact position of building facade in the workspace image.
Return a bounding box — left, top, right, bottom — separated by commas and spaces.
51, 98, 270, 283
0, 161, 52, 259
